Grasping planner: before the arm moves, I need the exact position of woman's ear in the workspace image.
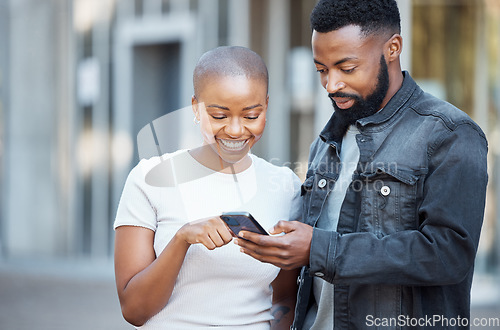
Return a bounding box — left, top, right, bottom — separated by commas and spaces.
191, 95, 200, 119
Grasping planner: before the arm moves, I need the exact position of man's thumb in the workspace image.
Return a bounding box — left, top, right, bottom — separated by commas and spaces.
269, 220, 296, 235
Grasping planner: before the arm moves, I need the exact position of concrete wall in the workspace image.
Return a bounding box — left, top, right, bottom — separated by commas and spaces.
3, 0, 73, 257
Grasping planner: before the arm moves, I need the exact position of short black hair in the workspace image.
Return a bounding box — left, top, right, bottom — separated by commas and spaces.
310, 0, 401, 37
193, 46, 269, 96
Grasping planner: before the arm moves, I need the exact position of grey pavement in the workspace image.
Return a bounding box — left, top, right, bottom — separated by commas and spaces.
0, 258, 499, 330
0, 258, 131, 330
470, 274, 500, 329
471, 305, 500, 330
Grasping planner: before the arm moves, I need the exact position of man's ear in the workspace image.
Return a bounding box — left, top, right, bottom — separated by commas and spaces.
386, 34, 403, 63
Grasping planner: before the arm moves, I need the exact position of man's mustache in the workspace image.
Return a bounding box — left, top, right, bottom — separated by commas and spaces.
328, 92, 360, 99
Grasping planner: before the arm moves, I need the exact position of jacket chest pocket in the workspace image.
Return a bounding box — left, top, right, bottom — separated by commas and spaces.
301, 170, 336, 226
358, 166, 421, 237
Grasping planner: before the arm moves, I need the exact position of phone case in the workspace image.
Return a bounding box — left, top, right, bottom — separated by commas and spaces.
221, 212, 269, 236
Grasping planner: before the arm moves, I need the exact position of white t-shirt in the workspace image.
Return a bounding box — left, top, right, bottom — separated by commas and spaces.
114, 149, 302, 329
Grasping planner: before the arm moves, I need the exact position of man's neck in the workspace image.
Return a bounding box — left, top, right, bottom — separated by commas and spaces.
380, 68, 404, 109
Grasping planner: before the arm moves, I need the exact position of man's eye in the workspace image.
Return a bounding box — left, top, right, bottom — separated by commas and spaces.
316, 68, 326, 73
341, 68, 356, 73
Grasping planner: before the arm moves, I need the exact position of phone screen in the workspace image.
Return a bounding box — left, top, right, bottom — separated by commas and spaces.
221, 212, 269, 237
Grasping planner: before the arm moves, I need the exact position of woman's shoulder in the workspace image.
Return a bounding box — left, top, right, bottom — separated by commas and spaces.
139, 149, 187, 166
129, 149, 189, 182
250, 154, 299, 181
250, 155, 302, 200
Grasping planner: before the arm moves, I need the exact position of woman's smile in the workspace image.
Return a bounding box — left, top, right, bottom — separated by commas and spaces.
217, 138, 249, 152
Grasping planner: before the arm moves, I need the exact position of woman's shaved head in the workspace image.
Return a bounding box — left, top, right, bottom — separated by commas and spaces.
193, 46, 268, 97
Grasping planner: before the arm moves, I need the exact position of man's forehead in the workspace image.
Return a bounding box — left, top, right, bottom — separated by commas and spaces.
312, 26, 384, 56
312, 25, 364, 42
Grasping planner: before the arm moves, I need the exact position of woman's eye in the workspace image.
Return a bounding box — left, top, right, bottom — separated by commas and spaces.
211, 115, 226, 120
245, 115, 259, 120
316, 68, 326, 73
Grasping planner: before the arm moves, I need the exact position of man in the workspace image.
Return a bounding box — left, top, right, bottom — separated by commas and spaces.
235, 0, 488, 329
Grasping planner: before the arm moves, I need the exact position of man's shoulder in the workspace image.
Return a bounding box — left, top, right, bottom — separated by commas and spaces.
409, 91, 485, 138
310, 135, 326, 153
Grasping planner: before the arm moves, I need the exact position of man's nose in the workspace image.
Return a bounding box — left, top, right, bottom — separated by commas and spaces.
325, 72, 345, 94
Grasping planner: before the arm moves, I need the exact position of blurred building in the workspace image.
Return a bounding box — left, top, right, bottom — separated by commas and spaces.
0, 0, 498, 288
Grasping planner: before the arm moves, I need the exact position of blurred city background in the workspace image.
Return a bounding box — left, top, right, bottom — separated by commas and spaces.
0, 0, 499, 328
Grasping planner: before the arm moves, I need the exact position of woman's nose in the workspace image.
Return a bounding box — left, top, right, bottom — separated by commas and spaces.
224, 118, 245, 137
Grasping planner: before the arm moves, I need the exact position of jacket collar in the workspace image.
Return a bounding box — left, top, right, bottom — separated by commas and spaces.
319, 71, 419, 145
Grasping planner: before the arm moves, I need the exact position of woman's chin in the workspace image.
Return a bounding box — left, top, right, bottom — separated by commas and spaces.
215, 142, 252, 165
218, 151, 250, 166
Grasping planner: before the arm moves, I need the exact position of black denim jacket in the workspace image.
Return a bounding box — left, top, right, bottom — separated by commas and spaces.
292, 72, 488, 330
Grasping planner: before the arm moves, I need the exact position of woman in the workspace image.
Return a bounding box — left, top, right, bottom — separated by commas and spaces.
114, 46, 301, 329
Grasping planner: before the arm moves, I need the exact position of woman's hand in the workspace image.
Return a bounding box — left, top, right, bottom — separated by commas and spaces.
115, 216, 233, 326
176, 216, 234, 250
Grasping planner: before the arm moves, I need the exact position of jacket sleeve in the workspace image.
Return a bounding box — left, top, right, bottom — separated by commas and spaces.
309, 123, 488, 286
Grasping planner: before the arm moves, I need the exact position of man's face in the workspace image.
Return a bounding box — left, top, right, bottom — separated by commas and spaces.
312, 25, 390, 126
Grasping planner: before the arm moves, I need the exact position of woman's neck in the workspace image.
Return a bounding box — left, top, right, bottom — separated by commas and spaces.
188, 146, 252, 174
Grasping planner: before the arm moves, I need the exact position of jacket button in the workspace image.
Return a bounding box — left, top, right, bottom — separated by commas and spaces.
315, 272, 325, 277
380, 185, 391, 196
318, 179, 327, 188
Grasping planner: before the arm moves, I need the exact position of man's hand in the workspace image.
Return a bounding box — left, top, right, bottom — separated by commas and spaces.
235, 220, 313, 270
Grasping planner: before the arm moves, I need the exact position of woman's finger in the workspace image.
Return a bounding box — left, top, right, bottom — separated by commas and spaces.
207, 230, 225, 247
217, 226, 234, 244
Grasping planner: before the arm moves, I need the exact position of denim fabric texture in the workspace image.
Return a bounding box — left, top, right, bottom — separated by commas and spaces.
292, 72, 488, 330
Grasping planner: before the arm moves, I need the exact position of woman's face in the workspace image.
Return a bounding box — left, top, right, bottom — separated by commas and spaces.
192, 75, 268, 167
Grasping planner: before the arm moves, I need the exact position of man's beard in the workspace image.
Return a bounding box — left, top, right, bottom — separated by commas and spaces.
329, 55, 389, 136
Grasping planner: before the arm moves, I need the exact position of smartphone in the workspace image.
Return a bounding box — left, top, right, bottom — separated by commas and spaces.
220, 212, 269, 237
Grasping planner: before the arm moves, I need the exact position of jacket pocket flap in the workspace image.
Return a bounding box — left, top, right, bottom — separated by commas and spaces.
360, 164, 424, 185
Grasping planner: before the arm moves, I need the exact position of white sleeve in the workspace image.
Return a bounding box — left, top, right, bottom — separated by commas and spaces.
114, 162, 157, 231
